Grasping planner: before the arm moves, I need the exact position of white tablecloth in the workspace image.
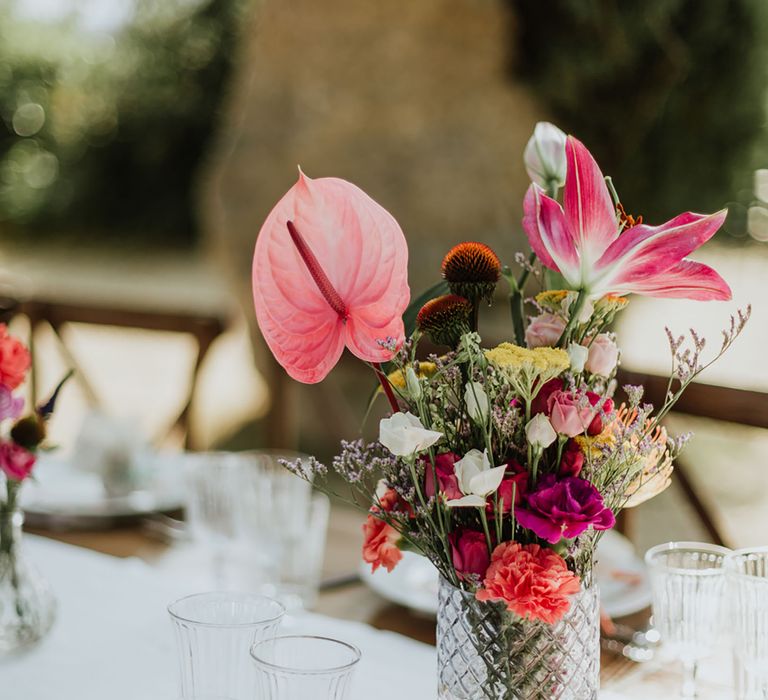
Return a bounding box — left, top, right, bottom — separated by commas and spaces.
2, 536, 633, 699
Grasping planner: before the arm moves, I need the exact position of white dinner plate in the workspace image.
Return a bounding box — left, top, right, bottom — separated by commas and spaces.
361, 530, 651, 619
20, 451, 185, 529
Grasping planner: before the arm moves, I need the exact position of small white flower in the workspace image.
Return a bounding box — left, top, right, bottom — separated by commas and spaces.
379, 412, 442, 457
464, 381, 489, 423
446, 448, 506, 508
405, 366, 422, 400
524, 122, 567, 190
567, 342, 589, 373
525, 414, 557, 449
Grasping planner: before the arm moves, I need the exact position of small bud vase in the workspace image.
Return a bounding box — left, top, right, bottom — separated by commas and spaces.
437, 576, 599, 699
0, 507, 56, 654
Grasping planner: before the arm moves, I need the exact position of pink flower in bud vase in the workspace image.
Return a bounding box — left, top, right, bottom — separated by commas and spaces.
525, 313, 566, 348
423, 452, 463, 502
523, 136, 731, 301
0, 385, 24, 422
516, 474, 615, 544
252, 169, 410, 383
449, 529, 490, 580
0, 441, 36, 481
547, 390, 596, 437
0, 326, 31, 391
476, 542, 580, 624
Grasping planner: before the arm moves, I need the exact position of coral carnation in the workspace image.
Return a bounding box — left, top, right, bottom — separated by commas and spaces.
0, 326, 30, 391
362, 513, 402, 573
476, 542, 580, 624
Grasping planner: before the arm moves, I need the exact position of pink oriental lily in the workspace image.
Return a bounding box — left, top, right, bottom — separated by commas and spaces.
252, 170, 410, 384
523, 136, 731, 301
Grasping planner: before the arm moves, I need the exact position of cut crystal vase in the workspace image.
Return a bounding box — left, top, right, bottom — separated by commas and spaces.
0, 508, 56, 654
437, 576, 599, 700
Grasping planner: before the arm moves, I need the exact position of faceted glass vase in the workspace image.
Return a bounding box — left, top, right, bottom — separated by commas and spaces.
0, 509, 56, 654
437, 576, 599, 700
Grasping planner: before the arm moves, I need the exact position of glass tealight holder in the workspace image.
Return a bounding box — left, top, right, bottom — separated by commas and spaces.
250, 635, 361, 700
168, 592, 285, 700
725, 546, 768, 699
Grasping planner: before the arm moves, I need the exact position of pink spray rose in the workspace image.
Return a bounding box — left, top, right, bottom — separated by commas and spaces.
0, 326, 30, 391
547, 390, 596, 437
476, 541, 581, 624
530, 378, 562, 416
525, 314, 566, 349
423, 452, 463, 502
515, 474, 615, 544
0, 441, 36, 481
450, 529, 490, 580
585, 334, 619, 376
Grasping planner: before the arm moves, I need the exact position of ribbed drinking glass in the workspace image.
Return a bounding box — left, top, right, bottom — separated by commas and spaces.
645, 541, 730, 698
168, 592, 285, 700
251, 635, 361, 700
726, 546, 768, 699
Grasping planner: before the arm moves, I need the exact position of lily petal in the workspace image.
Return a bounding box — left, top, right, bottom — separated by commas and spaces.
615, 259, 732, 300
522, 184, 580, 283
563, 136, 618, 266
594, 210, 727, 289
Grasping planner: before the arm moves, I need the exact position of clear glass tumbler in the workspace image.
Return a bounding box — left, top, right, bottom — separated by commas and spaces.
250, 635, 361, 700
168, 592, 285, 700
725, 547, 768, 699
183, 451, 329, 609
645, 541, 730, 698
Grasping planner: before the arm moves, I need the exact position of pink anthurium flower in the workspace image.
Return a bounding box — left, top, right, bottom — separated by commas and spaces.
252, 170, 410, 384
523, 136, 732, 301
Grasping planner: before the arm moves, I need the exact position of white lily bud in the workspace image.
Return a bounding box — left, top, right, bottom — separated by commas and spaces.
524, 122, 567, 191
464, 381, 489, 423
525, 414, 557, 449
405, 366, 422, 400
567, 342, 589, 373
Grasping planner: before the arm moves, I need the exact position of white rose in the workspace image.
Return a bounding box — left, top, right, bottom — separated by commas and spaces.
525, 413, 557, 449
585, 334, 620, 377
525, 313, 566, 348
464, 381, 489, 423
524, 122, 567, 190
567, 342, 589, 373
446, 449, 506, 508
379, 412, 442, 457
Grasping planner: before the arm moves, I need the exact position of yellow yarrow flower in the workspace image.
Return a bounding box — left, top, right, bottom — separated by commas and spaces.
386, 362, 438, 390
534, 290, 569, 313
574, 429, 618, 461
485, 343, 569, 401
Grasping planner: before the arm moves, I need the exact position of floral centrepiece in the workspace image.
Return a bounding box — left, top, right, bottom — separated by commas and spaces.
0, 326, 69, 654
253, 124, 749, 699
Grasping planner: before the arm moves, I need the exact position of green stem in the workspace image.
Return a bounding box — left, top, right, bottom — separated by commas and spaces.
556, 289, 587, 347
478, 508, 493, 554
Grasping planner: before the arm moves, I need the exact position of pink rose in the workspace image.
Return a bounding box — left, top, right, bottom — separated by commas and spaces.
531, 378, 562, 416
0, 441, 36, 481
450, 529, 490, 580
476, 542, 581, 624
525, 314, 566, 348
423, 452, 463, 501
547, 390, 596, 438
558, 440, 584, 477
585, 334, 619, 376
0, 325, 30, 391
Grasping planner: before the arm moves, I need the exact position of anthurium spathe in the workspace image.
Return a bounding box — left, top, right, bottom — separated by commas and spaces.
523, 136, 732, 302
252, 170, 410, 383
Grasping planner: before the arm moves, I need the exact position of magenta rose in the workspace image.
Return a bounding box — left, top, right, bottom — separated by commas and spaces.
450, 529, 491, 580
516, 474, 615, 543
0, 441, 36, 481
547, 390, 596, 438
585, 393, 614, 436
423, 451, 463, 501
531, 378, 562, 416
558, 440, 584, 477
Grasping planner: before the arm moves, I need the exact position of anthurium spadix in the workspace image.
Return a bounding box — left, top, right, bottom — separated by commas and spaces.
252, 170, 410, 383
522, 136, 732, 302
